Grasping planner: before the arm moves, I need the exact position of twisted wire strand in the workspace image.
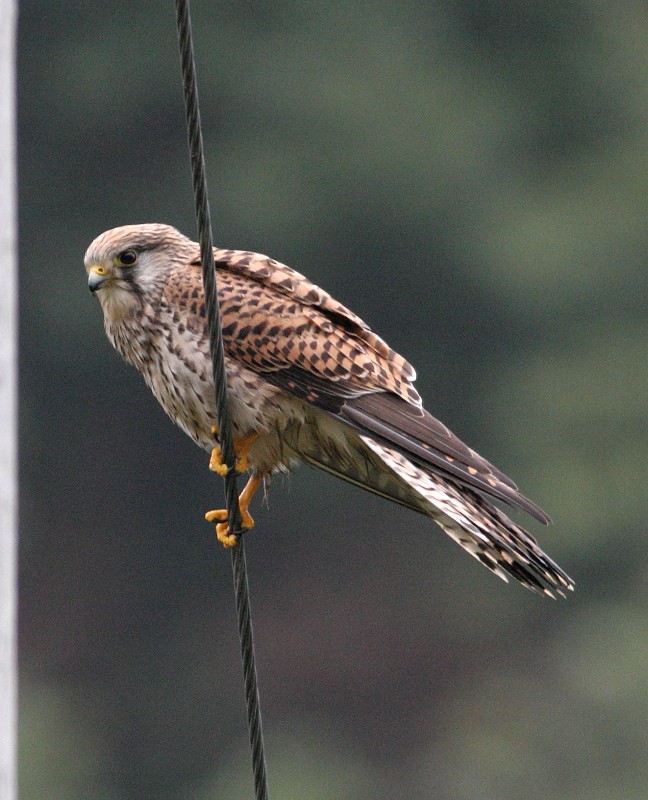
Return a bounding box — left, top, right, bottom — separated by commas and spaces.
174, 2, 270, 798
174, 0, 240, 527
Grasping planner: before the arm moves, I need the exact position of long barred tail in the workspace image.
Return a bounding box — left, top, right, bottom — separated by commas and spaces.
360, 437, 574, 598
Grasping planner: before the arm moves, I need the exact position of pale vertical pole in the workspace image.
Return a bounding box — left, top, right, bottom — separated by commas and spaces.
0, 1, 17, 799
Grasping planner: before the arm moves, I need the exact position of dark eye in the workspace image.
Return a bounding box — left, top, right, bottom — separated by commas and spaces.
117, 249, 138, 266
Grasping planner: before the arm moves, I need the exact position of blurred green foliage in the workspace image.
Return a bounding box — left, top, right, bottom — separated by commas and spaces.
19, 1, 648, 798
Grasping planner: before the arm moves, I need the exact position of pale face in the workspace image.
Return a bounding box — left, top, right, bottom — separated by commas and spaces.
85, 244, 144, 321
85, 223, 192, 322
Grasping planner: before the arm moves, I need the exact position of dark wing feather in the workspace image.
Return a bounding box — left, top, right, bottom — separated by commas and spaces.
339, 393, 551, 524
257, 362, 550, 525
260, 365, 366, 412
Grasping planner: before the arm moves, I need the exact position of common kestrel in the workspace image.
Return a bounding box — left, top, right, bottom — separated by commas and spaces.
86, 224, 573, 597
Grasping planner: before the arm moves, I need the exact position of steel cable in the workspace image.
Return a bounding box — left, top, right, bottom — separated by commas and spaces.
174, 3, 270, 797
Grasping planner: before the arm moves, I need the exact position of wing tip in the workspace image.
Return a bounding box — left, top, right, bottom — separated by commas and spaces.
515, 493, 552, 526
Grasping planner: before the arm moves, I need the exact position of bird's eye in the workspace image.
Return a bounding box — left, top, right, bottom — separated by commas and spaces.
117, 249, 138, 267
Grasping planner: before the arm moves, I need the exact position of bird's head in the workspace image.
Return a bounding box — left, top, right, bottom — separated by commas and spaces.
85, 223, 195, 322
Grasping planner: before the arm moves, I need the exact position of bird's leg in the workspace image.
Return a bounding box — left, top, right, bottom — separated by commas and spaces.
205, 471, 265, 548
207, 427, 263, 546
209, 428, 261, 476
232, 431, 262, 472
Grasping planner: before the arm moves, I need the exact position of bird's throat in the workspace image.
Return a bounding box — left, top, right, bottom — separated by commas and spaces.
98, 283, 140, 324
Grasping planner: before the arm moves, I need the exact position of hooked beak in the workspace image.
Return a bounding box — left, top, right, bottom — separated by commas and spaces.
87, 265, 111, 293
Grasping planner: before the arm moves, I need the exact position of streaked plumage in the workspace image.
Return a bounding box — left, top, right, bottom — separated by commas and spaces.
85, 223, 573, 597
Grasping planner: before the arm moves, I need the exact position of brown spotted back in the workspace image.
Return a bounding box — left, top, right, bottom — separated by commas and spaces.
165, 246, 422, 407
213, 248, 419, 394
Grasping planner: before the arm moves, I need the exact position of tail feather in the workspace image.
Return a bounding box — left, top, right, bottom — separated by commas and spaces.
340, 393, 551, 524
360, 437, 573, 597
288, 416, 573, 597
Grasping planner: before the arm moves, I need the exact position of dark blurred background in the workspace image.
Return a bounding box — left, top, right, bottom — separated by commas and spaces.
18, 2, 648, 798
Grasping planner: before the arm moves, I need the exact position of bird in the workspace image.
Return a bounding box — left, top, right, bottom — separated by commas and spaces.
85, 223, 573, 597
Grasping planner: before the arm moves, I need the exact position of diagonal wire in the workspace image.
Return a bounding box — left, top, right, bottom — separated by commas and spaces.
174, 0, 239, 525
174, 2, 270, 798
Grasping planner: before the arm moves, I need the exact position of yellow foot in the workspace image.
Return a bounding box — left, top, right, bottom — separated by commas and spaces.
204, 473, 264, 549
208, 431, 262, 476
205, 506, 254, 548
209, 446, 229, 476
